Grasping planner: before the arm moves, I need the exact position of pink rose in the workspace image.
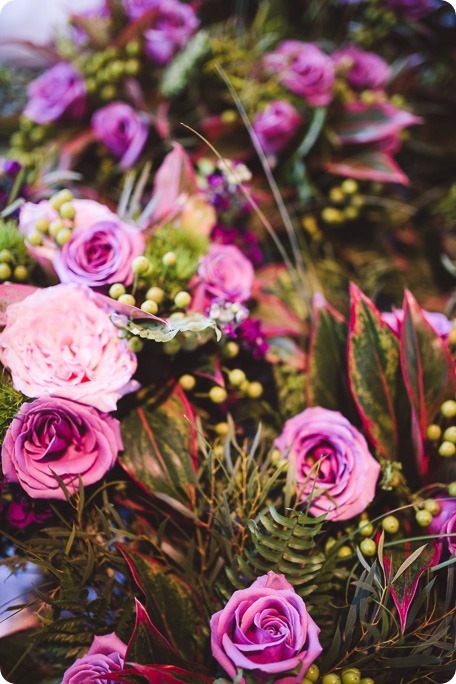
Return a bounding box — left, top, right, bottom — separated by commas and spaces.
429, 496, 456, 556
143, 0, 199, 66
274, 407, 380, 521
2, 397, 122, 500
62, 632, 127, 683
332, 45, 390, 91
24, 62, 87, 124
264, 41, 335, 107
91, 102, 149, 170
211, 571, 322, 684
0, 284, 138, 412
198, 244, 254, 303
253, 100, 302, 155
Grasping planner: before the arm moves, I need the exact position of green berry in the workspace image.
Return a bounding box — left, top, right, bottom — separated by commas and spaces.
0, 263, 12, 280
215, 422, 230, 436
118, 294, 136, 306
224, 341, 239, 358
86, 78, 97, 94
382, 515, 399, 534
228, 369, 246, 387
35, 217, 50, 233
109, 283, 126, 300
141, 300, 158, 315
302, 679, 314, 684
342, 669, 361, 677
179, 374, 195, 391
423, 499, 441, 516
128, 337, 143, 353
49, 219, 66, 238
209, 386, 227, 404
441, 400, 456, 419
360, 539, 377, 557
146, 287, 165, 303
0, 249, 13, 263
448, 482, 456, 497
56, 228, 73, 246
59, 202, 76, 220
322, 675, 342, 684
341, 179, 358, 194
174, 291, 191, 309
163, 339, 180, 355
358, 522, 374, 537
50, 192, 66, 211
100, 85, 117, 101
443, 426, 456, 443
125, 40, 141, 57
28, 231, 43, 246
360, 679, 375, 684
162, 252, 177, 267
342, 672, 360, 684
304, 664, 320, 682
426, 424, 442, 441
337, 545, 352, 559
124, 58, 140, 75
246, 381, 263, 399
13, 265, 28, 281
131, 256, 150, 275
416, 509, 433, 527
439, 441, 456, 458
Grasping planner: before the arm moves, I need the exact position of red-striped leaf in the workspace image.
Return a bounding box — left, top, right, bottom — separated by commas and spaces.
325, 149, 409, 185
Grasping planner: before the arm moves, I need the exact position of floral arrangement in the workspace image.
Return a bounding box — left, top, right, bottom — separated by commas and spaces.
0, 1, 455, 684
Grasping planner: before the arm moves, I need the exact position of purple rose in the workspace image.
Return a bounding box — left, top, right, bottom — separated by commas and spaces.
122, 0, 160, 19
24, 62, 87, 124
211, 571, 322, 684
62, 633, 127, 683
274, 407, 380, 521
382, 308, 453, 339
384, 0, 436, 19
2, 396, 122, 500
198, 244, 255, 303
253, 100, 302, 155
53, 218, 145, 289
264, 41, 335, 107
429, 497, 456, 556
332, 45, 390, 91
143, 0, 199, 66
92, 102, 149, 170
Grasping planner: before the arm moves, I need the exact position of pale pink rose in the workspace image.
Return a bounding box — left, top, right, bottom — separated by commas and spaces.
0, 284, 138, 412
62, 633, 127, 683
198, 244, 254, 303
274, 407, 380, 521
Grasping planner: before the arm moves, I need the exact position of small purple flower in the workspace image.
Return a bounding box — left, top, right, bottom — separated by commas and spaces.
429, 497, 456, 556
24, 62, 87, 124
92, 102, 149, 170
264, 41, 335, 107
253, 100, 302, 154
62, 633, 127, 683
333, 45, 390, 91
5, 497, 51, 529
143, 0, 199, 66
237, 318, 269, 359
211, 571, 322, 684
2, 396, 123, 500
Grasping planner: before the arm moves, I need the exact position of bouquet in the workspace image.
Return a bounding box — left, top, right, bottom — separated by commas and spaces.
0, 2, 455, 684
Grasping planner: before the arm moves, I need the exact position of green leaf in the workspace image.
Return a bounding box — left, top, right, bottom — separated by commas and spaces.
119, 548, 201, 663
119, 386, 197, 508
114, 312, 221, 343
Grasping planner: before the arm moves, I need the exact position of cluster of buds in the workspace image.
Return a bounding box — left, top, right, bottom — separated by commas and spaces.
28, 189, 76, 248
426, 399, 456, 459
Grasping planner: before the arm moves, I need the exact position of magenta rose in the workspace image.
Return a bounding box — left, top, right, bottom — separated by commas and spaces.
0, 284, 138, 412
92, 102, 149, 170
198, 244, 254, 303
264, 41, 335, 107
429, 497, 456, 556
211, 571, 322, 683
24, 62, 87, 125
53, 218, 145, 289
382, 308, 453, 339
253, 100, 302, 155
143, 0, 199, 66
332, 45, 390, 91
2, 397, 122, 500
274, 407, 380, 521
62, 633, 127, 683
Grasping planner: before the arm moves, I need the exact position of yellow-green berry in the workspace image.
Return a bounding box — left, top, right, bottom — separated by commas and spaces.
342, 671, 361, 684
59, 202, 75, 220
358, 522, 374, 537
209, 386, 227, 404
215, 422, 230, 437
0, 249, 13, 263
341, 179, 358, 194
416, 509, 433, 527
100, 84, 117, 100
109, 283, 126, 300
247, 381, 263, 399
128, 337, 143, 353
304, 664, 320, 682
443, 426, 456, 443
141, 300, 158, 315
28, 232, 43, 246
329, 187, 345, 203
49, 219, 66, 238
322, 675, 342, 684
162, 251, 177, 267
441, 400, 456, 419
124, 58, 140, 75
174, 291, 191, 309
125, 40, 141, 57
424, 499, 441, 515
118, 294, 136, 306
321, 207, 344, 223
0, 263, 12, 280
146, 286, 165, 304
50, 191, 68, 210
13, 265, 28, 281
360, 679, 375, 684
337, 545, 352, 559
448, 482, 456, 497
35, 217, 50, 233
228, 369, 246, 387
302, 679, 314, 684
56, 228, 73, 246
163, 339, 180, 355
224, 341, 239, 358
360, 539, 376, 557
382, 515, 399, 534
179, 374, 196, 391
426, 424, 442, 441
131, 256, 150, 275
439, 441, 456, 458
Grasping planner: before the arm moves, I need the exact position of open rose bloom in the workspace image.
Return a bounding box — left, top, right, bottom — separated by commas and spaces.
62, 632, 127, 683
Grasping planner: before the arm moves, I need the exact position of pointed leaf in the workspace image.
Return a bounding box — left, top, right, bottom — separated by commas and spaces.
119, 547, 201, 663
348, 284, 404, 460
119, 386, 197, 506
119, 664, 213, 684
400, 290, 456, 438
383, 541, 441, 632
325, 150, 409, 185
126, 599, 183, 667
333, 102, 421, 145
